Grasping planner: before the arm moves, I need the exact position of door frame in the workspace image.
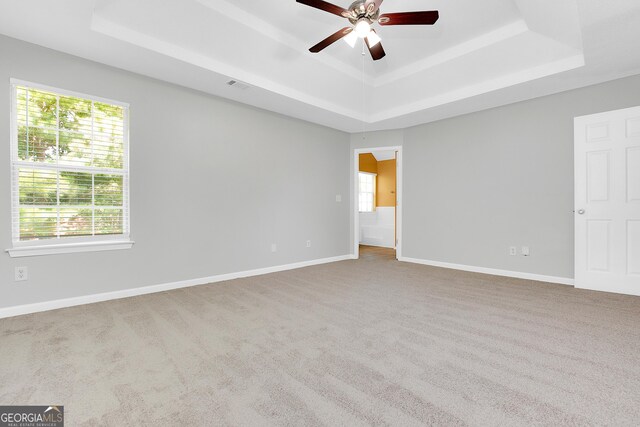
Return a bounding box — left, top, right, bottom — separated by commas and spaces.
353, 146, 403, 259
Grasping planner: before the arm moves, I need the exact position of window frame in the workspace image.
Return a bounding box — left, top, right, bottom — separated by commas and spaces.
6, 79, 134, 257
358, 171, 377, 213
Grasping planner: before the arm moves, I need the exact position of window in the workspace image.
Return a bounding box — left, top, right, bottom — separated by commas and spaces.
8, 80, 132, 257
358, 172, 376, 212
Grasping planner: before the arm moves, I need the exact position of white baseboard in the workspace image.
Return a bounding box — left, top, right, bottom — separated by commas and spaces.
0, 254, 354, 319
574, 283, 640, 297
398, 256, 574, 286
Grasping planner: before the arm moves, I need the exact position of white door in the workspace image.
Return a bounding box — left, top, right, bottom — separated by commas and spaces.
575, 106, 640, 295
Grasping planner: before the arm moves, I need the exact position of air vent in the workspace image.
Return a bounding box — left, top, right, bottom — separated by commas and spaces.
226, 80, 250, 90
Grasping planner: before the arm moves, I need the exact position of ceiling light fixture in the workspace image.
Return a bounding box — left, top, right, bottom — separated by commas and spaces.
366, 30, 381, 47
354, 19, 371, 38
344, 30, 358, 48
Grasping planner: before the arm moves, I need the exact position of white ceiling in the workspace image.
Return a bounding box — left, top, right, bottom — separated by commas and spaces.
1, 0, 639, 133
372, 151, 396, 162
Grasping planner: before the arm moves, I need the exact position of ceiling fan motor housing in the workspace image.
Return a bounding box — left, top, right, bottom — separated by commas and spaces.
343, 0, 380, 24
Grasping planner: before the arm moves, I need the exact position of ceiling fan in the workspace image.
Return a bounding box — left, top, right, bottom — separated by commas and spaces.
296, 0, 439, 60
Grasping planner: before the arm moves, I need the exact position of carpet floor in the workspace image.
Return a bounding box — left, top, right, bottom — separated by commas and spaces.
1, 246, 640, 426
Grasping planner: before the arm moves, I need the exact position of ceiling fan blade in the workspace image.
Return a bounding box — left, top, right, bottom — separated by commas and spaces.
364, 0, 384, 14
378, 11, 439, 26
296, 0, 351, 18
309, 27, 353, 53
365, 30, 386, 61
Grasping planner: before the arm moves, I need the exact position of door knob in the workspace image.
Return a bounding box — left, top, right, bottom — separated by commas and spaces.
577, 209, 585, 215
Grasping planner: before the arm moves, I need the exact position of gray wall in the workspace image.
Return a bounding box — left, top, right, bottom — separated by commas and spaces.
0, 36, 351, 309
3, 35, 640, 311
351, 74, 640, 279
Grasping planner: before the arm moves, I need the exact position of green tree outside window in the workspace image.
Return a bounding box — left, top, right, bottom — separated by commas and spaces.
13, 85, 128, 241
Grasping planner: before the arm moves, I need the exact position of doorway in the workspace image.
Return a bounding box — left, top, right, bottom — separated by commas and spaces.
353, 146, 402, 260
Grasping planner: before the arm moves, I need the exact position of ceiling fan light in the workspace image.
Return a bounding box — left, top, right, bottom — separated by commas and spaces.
344, 30, 358, 48
367, 30, 381, 47
355, 20, 371, 38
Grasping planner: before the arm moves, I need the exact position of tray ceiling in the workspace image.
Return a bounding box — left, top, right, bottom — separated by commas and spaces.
1, 0, 639, 132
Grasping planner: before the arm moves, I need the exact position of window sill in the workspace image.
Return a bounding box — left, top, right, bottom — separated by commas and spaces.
6, 240, 135, 258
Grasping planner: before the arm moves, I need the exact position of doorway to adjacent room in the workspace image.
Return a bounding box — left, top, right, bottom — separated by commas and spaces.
353, 146, 402, 260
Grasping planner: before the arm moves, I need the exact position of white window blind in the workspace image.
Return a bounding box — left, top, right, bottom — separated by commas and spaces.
358, 172, 376, 212
9, 81, 130, 251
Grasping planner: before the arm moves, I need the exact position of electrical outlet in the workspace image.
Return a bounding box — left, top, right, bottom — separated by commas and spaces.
270, 243, 277, 253
521, 246, 530, 256
509, 246, 517, 256
306, 240, 311, 248
335, 195, 342, 202
15, 266, 28, 282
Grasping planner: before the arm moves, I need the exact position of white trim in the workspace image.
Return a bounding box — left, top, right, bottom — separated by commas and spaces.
194, 0, 374, 86
9, 78, 130, 107
368, 54, 585, 123
0, 254, 353, 319
353, 146, 402, 260
6, 240, 135, 257
9, 78, 19, 243
90, 14, 365, 122
123, 104, 131, 237
9, 80, 131, 248
573, 283, 640, 297
398, 256, 575, 286
373, 20, 529, 87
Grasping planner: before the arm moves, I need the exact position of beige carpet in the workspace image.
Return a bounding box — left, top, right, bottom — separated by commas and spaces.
1, 246, 640, 426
